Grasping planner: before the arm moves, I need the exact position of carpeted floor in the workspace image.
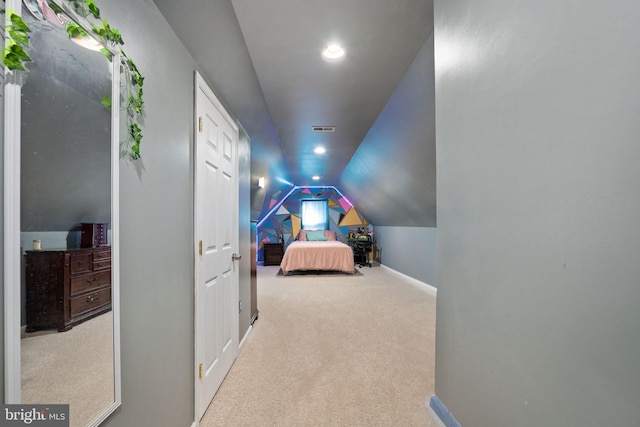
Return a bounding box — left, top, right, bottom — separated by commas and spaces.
201, 264, 442, 427
277, 268, 363, 277
21, 311, 114, 427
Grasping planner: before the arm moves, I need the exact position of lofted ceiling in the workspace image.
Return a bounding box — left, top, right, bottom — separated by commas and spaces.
152, 0, 433, 187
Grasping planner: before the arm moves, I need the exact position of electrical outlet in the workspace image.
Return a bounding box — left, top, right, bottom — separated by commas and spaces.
239, 299, 243, 313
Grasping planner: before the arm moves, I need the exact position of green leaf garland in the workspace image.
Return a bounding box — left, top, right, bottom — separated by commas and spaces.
2, 0, 145, 160
2, 9, 32, 71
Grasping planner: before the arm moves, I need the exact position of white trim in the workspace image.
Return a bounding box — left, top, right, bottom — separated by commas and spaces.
379, 264, 437, 295
3, 0, 22, 403
109, 49, 123, 413
239, 324, 253, 350
193, 71, 201, 424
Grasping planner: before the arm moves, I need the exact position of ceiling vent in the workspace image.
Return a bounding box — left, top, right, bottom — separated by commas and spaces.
311, 126, 336, 132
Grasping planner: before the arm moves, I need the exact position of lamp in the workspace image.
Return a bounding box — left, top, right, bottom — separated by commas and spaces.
258, 177, 265, 188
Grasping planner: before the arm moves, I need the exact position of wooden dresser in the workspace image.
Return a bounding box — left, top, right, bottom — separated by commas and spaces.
25, 246, 112, 332
263, 242, 284, 266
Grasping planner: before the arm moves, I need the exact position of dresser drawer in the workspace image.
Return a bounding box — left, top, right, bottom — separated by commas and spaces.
70, 287, 111, 318
69, 253, 92, 274
93, 259, 111, 271
93, 250, 111, 260
70, 271, 111, 296
263, 243, 284, 265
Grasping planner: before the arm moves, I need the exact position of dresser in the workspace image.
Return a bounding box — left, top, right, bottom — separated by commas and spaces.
25, 246, 112, 332
263, 242, 284, 266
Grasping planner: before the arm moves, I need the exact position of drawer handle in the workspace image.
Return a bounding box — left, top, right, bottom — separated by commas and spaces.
86, 277, 97, 284
86, 294, 99, 302
77, 262, 84, 266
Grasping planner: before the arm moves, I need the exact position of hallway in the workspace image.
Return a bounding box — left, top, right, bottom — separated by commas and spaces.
200, 265, 440, 426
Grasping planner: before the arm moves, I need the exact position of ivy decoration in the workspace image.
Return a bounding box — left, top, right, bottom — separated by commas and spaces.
100, 95, 111, 109
129, 122, 142, 159
57, 0, 145, 159
2, 9, 32, 71
2, 1, 144, 159
84, 0, 100, 19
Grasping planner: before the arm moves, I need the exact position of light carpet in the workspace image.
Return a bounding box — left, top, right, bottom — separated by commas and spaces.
21, 311, 114, 427
201, 264, 441, 427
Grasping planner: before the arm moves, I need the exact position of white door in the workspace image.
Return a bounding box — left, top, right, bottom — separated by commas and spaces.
194, 72, 239, 420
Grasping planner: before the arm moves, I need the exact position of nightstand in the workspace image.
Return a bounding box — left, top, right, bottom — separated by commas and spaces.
263, 243, 284, 266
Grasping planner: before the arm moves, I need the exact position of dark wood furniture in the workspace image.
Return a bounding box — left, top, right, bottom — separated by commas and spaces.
25, 246, 112, 332
263, 242, 284, 266
81, 222, 108, 248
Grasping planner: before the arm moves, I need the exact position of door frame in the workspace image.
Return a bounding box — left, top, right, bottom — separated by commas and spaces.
193, 71, 240, 422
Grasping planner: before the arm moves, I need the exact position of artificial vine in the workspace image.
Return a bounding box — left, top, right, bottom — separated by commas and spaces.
1, 8, 31, 71
63, 0, 145, 159
1, 0, 145, 160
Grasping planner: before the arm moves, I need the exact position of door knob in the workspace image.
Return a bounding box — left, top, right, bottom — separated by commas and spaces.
232, 253, 242, 261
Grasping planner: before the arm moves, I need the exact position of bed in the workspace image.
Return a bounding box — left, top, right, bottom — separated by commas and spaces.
279, 230, 355, 275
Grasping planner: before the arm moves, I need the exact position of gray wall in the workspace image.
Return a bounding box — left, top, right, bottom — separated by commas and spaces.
339, 33, 435, 228
375, 226, 436, 287
1, 0, 255, 425
21, 17, 111, 232
434, 1, 640, 426
100, 2, 197, 425
150, 0, 294, 225
238, 128, 253, 339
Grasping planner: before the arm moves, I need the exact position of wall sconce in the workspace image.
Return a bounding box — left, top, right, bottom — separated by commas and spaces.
258, 177, 265, 188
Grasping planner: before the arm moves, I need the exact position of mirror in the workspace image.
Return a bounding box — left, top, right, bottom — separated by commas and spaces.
4, 1, 121, 426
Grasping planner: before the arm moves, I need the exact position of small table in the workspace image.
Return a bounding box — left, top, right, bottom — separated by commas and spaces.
263, 243, 284, 266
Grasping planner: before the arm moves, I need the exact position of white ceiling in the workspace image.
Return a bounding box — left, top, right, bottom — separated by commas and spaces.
153, 0, 433, 186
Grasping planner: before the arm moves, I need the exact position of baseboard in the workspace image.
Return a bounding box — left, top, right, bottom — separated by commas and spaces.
429, 395, 462, 427
380, 264, 437, 295
250, 309, 259, 325
427, 405, 448, 427
239, 324, 253, 350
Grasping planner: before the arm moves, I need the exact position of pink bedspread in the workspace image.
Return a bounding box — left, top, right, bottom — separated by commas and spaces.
280, 241, 355, 275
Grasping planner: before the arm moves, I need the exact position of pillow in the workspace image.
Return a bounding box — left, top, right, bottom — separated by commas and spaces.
297, 230, 308, 241
324, 230, 337, 241
306, 230, 327, 241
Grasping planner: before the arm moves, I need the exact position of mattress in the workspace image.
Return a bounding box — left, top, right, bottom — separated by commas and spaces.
279, 240, 355, 275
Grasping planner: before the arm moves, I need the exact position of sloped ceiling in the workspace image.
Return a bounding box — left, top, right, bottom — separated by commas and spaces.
230, 0, 432, 187
339, 35, 436, 227
152, 0, 435, 227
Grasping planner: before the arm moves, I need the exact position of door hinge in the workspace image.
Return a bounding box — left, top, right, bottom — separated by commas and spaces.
198, 116, 203, 133
199, 363, 203, 380
198, 240, 203, 256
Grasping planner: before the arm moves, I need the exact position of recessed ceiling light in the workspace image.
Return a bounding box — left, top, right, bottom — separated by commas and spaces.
322, 44, 345, 60
314, 146, 326, 154
312, 175, 321, 181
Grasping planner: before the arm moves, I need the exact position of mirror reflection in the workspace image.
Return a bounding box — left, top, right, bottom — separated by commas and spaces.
17, 1, 114, 426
